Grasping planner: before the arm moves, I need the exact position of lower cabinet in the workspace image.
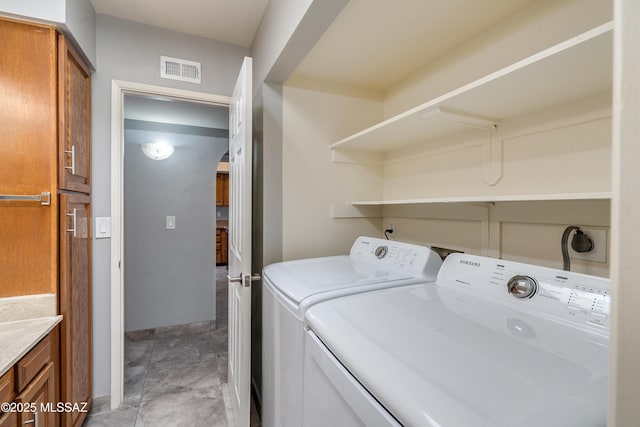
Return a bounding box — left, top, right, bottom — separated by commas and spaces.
216, 228, 228, 265
0, 328, 59, 427
15, 363, 56, 427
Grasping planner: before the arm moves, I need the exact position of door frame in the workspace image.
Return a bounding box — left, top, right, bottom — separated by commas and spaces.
109, 80, 230, 408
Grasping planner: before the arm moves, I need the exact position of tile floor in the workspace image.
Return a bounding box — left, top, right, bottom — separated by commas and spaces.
85, 266, 260, 427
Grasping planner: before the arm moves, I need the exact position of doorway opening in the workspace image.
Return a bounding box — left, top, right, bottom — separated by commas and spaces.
110, 81, 231, 410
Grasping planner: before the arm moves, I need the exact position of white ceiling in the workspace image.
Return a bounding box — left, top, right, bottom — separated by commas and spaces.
90, 0, 269, 48
290, 0, 535, 91
91, 0, 536, 92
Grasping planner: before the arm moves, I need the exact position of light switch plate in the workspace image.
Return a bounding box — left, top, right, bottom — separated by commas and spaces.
95, 217, 111, 239
166, 216, 176, 230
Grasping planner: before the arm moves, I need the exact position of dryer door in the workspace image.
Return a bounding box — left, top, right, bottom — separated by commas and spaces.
303, 330, 401, 427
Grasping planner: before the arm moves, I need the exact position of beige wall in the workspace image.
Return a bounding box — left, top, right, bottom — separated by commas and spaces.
385, 0, 612, 117
281, 0, 612, 276
609, 0, 640, 423
281, 86, 383, 259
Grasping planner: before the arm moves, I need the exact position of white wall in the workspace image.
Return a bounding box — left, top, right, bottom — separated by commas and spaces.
281, 85, 383, 259
609, 0, 640, 423
280, 0, 613, 277
92, 14, 248, 397
124, 135, 227, 332
375, 0, 613, 278
385, 0, 612, 117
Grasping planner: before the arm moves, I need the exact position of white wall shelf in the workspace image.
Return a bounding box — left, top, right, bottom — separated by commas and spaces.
350, 192, 612, 206
330, 22, 613, 156
331, 192, 611, 218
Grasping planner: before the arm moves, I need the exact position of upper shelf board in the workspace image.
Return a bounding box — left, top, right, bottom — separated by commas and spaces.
330, 22, 613, 153
349, 192, 612, 206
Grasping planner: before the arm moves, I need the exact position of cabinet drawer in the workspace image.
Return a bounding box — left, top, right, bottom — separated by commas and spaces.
16, 335, 51, 393
0, 369, 14, 408
15, 362, 55, 427
0, 410, 17, 427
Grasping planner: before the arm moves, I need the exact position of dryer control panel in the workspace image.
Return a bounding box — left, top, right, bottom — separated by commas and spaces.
349, 236, 442, 281
437, 253, 611, 331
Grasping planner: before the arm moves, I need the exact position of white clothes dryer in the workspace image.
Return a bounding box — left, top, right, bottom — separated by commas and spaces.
261, 236, 442, 427
303, 253, 610, 427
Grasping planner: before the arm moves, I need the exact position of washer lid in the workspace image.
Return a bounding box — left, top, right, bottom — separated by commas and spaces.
306, 283, 609, 427
263, 256, 412, 305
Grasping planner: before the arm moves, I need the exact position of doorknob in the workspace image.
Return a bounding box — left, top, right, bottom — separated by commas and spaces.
227, 274, 242, 283
227, 273, 261, 287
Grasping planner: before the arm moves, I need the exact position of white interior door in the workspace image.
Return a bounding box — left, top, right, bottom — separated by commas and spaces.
228, 56, 253, 427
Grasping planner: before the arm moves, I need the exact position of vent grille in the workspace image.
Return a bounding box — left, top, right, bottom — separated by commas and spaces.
160, 56, 201, 84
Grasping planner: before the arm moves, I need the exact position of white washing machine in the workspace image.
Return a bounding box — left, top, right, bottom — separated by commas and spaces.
303, 253, 610, 427
262, 236, 443, 427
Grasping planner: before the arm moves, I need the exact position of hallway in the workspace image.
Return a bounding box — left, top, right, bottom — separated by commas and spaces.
85, 267, 238, 426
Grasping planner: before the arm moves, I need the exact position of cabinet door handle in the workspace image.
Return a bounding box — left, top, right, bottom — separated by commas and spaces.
66, 208, 77, 238
64, 145, 76, 175
23, 411, 39, 427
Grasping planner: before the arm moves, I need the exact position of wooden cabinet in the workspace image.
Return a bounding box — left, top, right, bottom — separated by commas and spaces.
1, 329, 59, 427
0, 18, 58, 297
59, 193, 92, 427
15, 363, 56, 427
216, 173, 229, 206
0, 17, 92, 427
58, 35, 91, 194
0, 411, 17, 427
216, 228, 228, 265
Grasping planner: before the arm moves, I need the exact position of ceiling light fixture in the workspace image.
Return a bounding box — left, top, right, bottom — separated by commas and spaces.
141, 141, 174, 160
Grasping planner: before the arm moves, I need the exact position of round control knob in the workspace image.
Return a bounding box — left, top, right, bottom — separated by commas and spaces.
374, 246, 388, 259
507, 275, 537, 299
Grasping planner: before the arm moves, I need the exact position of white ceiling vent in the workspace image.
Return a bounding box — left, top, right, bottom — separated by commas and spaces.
160, 56, 201, 84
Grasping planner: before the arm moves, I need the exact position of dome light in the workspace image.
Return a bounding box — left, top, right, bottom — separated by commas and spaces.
141, 141, 174, 160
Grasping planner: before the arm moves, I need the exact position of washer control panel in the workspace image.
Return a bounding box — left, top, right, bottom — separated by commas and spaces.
438, 253, 611, 331
349, 236, 442, 280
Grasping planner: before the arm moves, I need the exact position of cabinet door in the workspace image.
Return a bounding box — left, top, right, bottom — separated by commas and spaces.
216, 173, 229, 207
221, 229, 228, 264
58, 35, 91, 194
0, 411, 17, 427
59, 193, 92, 427
0, 19, 58, 297
15, 362, 56, 427
222, 174, 229, 206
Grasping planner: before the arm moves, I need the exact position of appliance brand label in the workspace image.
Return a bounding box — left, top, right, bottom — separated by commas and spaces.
459, 259, 481, 267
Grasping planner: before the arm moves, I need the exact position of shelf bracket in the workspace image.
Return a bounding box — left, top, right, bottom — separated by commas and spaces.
482, 128, 502, 186
436, 108, 501, 186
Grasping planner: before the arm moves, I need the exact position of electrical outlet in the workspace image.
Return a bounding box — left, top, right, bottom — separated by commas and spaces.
569, 228, 607, 263
386, 220, 396, 234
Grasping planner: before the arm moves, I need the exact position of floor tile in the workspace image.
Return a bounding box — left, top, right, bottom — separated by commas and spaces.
216, 353, 228, 384
150, 333, 214, 364
84, 406, 139, 427
126, 341, 154, 367
90, 266, 259, 426
143, 356, 220, 395
155, 320, 215, 340
136, 388, 227, 427
124, 364, 149, 406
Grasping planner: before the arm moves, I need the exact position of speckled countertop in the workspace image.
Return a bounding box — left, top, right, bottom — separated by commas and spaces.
0, 294, 61, 377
